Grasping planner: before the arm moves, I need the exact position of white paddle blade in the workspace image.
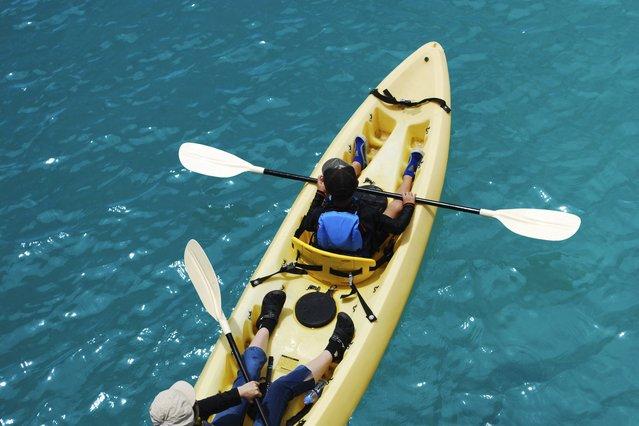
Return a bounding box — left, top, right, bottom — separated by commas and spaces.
179, 142, 265, 178
480, 208, 581, 241
183, 239, 231, 334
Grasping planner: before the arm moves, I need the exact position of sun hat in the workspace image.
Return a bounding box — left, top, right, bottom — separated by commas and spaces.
322, 158, 357, 201
149, 381, 197, 426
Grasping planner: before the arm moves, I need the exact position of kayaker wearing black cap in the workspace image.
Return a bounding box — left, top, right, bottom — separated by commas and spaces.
296, 136, 423, 257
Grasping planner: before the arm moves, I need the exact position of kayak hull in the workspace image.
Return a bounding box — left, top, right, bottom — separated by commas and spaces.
195, 41, 451, 425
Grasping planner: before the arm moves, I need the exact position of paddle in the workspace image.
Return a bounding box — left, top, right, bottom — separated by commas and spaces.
178, 142, 581, 241
183, 239, 270, 426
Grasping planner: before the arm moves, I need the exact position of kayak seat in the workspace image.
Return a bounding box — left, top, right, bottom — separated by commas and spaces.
291, 236, 377, 285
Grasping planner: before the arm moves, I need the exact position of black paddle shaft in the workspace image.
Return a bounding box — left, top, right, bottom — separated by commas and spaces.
224, 333, 270, 426
262, 168, 481, 215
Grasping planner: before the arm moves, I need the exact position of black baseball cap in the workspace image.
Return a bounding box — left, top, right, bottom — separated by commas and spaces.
322, 158, 357, 201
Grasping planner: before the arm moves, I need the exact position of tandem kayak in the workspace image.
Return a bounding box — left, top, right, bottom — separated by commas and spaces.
194, 41, 451, 425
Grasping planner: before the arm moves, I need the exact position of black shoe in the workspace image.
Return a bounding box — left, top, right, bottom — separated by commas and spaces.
325, 312, 355, 362
256, 290, 286, 333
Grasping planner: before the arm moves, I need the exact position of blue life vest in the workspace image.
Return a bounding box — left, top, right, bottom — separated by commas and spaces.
316, 211, 363, 252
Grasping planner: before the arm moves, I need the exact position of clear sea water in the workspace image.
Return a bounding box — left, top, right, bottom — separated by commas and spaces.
1, 0, 638, 424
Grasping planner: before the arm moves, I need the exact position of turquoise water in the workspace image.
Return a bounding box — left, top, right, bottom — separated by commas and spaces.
1, 0, 638, 424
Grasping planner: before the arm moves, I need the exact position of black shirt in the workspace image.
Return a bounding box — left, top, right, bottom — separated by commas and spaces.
296, 190, 415, 257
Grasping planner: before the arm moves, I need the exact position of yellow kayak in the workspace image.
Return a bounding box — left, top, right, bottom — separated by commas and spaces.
195, 41, 451, 425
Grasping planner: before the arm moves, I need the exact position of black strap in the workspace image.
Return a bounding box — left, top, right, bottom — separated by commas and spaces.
250, 262, 308, 287
370, 88, 451, 113
293, 251, 323, 272
286, 404, 312, 426
250, 261, 322, 287
329, 267, 363, 278
339, 273, 377, 322
295, 262, 323, 272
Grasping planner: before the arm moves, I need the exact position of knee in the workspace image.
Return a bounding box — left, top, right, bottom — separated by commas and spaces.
266, 377, 296, 401
244, 347, 266, 364
268, 378, 289, 393
243, 347, 267, 379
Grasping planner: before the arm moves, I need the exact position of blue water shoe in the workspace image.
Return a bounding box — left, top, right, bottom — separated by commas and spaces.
403, 149, 424, 178
353, 135, 368, 169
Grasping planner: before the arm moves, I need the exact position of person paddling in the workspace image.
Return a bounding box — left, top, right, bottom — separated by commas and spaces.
150, 290, 355, 426
296, 135, 423, 257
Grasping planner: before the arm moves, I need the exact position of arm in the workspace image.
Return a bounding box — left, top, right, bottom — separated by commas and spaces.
197, 381, 262, 419
377, 203, 415, 235
196, 389, 241, 419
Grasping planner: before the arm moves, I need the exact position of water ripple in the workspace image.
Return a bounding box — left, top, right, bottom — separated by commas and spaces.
1, 0, 638, 424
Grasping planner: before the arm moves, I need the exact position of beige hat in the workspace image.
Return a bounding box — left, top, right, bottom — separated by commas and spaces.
149, 380, 197, 426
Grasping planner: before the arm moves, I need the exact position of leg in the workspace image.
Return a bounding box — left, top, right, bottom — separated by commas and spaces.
383, 149, 423, 219
253, 313, 355, 426
213, 346, 267, 426
303, 350, 333, 382
226, 328, 271, 389
323, 312, 354, 363
352, 135, 368, 176
254, 365, 316, 426
383, 175, 414, 218
352, 161, 362, 177
249, 327, 270, 351
213, 290, 286, 425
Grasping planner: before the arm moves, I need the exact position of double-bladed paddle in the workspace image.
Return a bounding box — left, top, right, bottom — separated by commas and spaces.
178, 142, 581, 241
183, 239, 270, 426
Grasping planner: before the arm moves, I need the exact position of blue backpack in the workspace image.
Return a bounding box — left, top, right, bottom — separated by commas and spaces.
316, 211, 363, 252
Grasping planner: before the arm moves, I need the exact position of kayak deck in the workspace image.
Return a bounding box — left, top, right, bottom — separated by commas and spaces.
195, 41, 451, 425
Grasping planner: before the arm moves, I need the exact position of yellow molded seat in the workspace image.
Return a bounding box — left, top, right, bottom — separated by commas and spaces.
291, 236, 377, 285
